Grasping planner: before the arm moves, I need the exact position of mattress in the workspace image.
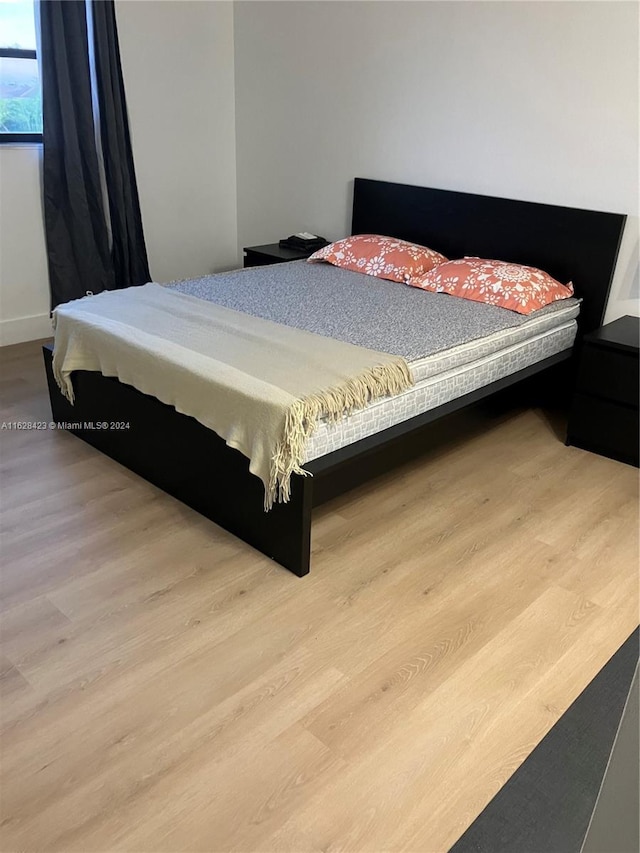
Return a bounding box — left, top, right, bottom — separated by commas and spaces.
401, 299, 578, 383
167, 260, 579, 366
166, 260, 579, 464
303, 319, 576, 462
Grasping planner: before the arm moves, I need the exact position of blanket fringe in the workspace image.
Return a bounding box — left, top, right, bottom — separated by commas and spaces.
52, 360, 75, 404
266, 358, 413, 509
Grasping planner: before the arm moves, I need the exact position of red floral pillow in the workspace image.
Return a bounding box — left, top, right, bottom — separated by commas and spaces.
410, 257, 574, 314
308, 235, 447, 283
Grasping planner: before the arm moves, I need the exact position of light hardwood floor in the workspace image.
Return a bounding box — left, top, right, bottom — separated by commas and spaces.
0, 340, 638, 853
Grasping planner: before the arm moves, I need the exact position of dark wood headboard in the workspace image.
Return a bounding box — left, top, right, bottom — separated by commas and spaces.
351, 178, 626, 332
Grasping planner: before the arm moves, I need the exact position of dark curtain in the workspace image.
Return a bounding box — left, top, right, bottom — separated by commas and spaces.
40, 0, 114, 307
91, 0, 150, 290
40, 0, 150, 310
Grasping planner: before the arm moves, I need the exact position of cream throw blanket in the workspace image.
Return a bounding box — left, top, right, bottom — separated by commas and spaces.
52, 284, 413, 508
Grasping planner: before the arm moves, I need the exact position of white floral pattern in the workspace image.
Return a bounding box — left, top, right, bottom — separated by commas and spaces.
308, 235, 446, 283
410, 257, 574, 314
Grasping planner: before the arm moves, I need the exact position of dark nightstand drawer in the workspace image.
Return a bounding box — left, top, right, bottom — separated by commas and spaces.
568, 393, 639, 466
577, 346, 639, 407
243, 243, 317, 268
244, 250, 292, 268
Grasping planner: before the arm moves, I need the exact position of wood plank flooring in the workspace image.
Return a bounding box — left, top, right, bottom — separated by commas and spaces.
1, 340, 638, 853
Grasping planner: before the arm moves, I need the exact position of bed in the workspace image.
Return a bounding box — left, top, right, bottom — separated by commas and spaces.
42, 178, 626, 576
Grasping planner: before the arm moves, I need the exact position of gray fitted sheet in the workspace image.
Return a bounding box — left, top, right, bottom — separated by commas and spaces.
166, 260, 579, 364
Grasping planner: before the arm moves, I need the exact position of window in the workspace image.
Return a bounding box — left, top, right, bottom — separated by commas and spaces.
0, 0, 42, 143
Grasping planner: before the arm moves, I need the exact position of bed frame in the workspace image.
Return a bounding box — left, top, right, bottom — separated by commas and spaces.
42, 179, 626, 576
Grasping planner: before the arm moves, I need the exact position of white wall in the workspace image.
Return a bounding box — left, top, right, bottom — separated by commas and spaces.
234, 0, 639, 321
0, 0, 238, 346
0, 146, 52, 344
116, 0, 238, 284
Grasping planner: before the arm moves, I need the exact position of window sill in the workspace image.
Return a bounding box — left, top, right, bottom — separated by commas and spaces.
0, 136, 43, 146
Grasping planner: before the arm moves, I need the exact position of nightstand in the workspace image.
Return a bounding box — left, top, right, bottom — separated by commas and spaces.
567, 315, 639, 467
243, 243, 317, 268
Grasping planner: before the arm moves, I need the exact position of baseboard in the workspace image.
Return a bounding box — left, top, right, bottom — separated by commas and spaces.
0, 313, 53, 346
